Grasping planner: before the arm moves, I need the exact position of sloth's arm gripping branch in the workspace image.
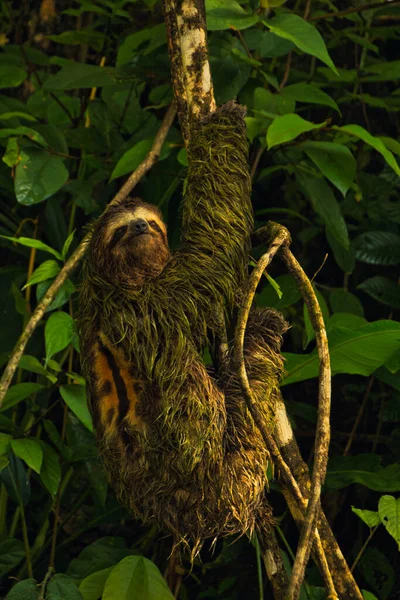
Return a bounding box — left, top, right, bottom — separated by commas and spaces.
177, 103, 253, 316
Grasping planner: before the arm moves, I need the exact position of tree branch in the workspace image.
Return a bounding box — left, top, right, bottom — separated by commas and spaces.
282, 248, 332, 600
311, 1, 400, 22
0, 104, 176, 407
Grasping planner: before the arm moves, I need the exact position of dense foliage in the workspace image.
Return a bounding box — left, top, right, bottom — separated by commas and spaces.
0, 0, 399, 598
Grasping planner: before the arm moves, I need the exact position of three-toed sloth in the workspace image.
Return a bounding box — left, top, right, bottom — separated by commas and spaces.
77, 104, 286, 551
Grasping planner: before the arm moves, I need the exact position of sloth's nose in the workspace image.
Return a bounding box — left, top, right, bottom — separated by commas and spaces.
133, 219, 149, 233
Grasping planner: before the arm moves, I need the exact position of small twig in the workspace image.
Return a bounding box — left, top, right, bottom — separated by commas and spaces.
279, 52, 292, 89
250, 145, 265, 180
311, 1, 400, 22
350, 525, 379, 573
0, 104, 177, 407
39, 565, 53, 599
282, 248, 332, 600
343, 376, 375, 456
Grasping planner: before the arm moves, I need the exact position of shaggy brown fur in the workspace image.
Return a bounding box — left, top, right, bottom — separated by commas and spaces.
77, 103, 286, 552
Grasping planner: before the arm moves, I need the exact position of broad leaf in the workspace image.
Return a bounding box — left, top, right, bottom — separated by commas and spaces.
23, 259, 60, 288
43, 64, 121, 91
354, 231, 400, 266
264, 13, 337, 73
352, 508, 381, 528
60, 384, 93, 432
297, 173, 349, 250
334, 124, 400, 177
280, 83, 340, 113
0, 66, 26, 89
40, 441, 61, 496
0, 538, 26, 578
11, 438, 43, 474
206, 0, 258, 31
300, 141, 356, 197
79, 567, 114, 600
358, 276, 400, 309
45, 311, 75, 366
326, 454, 400, 493
0, 236, 63, 261
5, 578, 39, 599
329, 289, 364, 317
46, 574, 83, 599
14, 148, 68, 205
267, 114, 326, 149
378, 495, 400, 549
1, 383, 44, 412
283, 320, 400, 385
103, 556, 174, 600
68, 537, 131, 584
110, 140, 169, 181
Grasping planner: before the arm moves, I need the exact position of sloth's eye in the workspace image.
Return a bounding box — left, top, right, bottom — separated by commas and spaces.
149, 220, 156, 227
111, 225, 128, 247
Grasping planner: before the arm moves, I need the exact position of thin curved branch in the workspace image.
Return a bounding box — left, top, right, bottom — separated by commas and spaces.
0, 104, 176, 407
282, 248, 332, 600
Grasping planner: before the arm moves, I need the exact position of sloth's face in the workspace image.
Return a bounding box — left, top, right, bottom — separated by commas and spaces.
90, 199, 170, 286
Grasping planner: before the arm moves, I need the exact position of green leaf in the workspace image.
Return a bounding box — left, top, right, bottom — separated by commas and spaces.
254, 87, 295, 116
329, 289, 364, 317
257, 274, 301, 310
0, 126, 48, 147
1, 383, 44, 412
264, 13, 337, 73
103, 556, 174, 600
267, 114, 326, 149
352, 507, 381, 528
280, 83, 340, 113
0, 433, 12, 456
266, 274, 283, 300
0, 111, 37, 122
5, 578, 39, 599
68, 537, 131, 584
62, 230, 75, 260
11, 439, 43, 474
110, 140, 169, 181
23, 260, 60, 288
325, 454, 400, 493
206, 0, 258, 31
354, 232, 400, 266
334, 124, 400, 177
117, 24, 167, 66
37, 278, 76, 313
362, 592, 379, 600
60, 384, 93, 433
358, 548, 395, 600
47, 574, 83, 600
45, 311, 75, 366
80, 567, 114, 600
43, 64, 121, 91
299, 141, 356, 197
0, 66, 26, 89
0, 236, 63, 261
326, 229, 355, 274
48, 31, 105, 52
39, 441, 61, 496
378, 495, 400, 549
358, 276, 400, 309
297, 173, 349, 250
2, 137, 19, 167
14, 148, 69, 205
327, 313, 367, 331
283, 320, 400, 385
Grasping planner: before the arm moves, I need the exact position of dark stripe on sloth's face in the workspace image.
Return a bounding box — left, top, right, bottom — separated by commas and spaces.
97, 339, 130, 425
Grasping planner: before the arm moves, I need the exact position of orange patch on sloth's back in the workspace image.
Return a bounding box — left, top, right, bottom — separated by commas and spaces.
92, 335, 143, 436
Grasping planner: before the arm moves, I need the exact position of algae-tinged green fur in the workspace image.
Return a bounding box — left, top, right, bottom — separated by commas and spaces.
77, 103, 286, 552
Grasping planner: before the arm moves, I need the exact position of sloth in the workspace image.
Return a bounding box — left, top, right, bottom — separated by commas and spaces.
77, 104, 286, 551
